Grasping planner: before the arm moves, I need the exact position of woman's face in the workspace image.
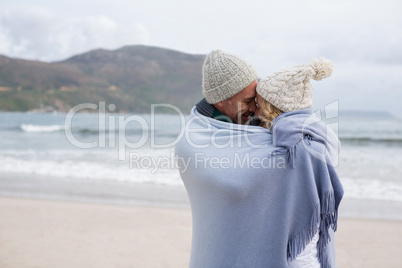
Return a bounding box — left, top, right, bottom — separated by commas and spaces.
255, 93, 264, 117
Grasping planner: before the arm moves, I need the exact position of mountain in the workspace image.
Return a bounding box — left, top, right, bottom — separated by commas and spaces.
0, 45, 205, 113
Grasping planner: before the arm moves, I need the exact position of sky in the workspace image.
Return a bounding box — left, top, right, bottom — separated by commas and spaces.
0, 0, 401, 116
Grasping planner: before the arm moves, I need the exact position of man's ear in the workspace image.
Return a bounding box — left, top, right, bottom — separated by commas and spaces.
213, 101, 224, 109
212, 101, 225, 114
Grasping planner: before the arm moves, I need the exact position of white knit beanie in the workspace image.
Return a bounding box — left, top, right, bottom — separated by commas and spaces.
256, 57, 333, 112
202, 50, 258, 104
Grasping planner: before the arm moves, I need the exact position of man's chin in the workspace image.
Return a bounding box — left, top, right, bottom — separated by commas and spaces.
241, 115, 251, 124
233, 113, 251, 125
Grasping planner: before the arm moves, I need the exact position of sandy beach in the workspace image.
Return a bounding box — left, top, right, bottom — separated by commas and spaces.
0, 197, 401, 268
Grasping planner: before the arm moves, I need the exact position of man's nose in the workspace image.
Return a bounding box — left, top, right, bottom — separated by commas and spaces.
249, 99, 257, 113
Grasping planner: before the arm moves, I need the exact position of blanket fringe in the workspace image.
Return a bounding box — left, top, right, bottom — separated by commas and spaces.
287, 203, 320, 260
287, 191, 338, 268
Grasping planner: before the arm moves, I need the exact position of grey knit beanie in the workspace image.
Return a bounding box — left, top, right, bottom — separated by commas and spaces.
256, 57, 333, 112
202, 50, 258, 104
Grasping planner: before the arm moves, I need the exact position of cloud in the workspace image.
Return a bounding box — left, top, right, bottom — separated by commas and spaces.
0, 6, 150, 61
189, 0, 402, 76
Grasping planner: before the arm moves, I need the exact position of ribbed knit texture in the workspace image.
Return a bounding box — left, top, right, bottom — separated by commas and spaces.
257, 57, 333, 112
203, 50, 258, 104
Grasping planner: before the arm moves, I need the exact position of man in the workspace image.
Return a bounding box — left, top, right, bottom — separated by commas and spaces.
195, 50, 258, 125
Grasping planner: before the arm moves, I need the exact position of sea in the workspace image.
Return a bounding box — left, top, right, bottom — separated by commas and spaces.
1, 108, 402, 218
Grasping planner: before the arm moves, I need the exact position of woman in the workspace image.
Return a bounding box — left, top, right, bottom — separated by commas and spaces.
255, 57, 343, 267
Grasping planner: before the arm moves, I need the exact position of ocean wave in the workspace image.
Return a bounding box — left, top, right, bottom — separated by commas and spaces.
16, 123, 402, 142
340, 136, 402, 144
0, 155, 401, 201
20, 124, 66, 133
0, 154, 182, 186
16, 124, 180, 138
342, 177, 402, 202
71, 128, 180, 138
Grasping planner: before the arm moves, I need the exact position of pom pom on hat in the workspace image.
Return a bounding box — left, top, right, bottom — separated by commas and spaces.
309, 57, 333, 81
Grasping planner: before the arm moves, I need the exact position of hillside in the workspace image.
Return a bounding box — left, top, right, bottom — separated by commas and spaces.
0, 45, 205, 113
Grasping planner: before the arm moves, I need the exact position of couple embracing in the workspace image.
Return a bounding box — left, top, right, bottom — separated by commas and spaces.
175, 50, 344, 268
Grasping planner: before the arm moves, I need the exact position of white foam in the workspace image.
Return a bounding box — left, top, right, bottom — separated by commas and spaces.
0, 148, 183, 187
20, 124, 66, 132
341, 177, 402, 202
2, 151, 402, 201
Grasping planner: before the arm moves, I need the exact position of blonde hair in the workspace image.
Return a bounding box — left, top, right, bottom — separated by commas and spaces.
260, 100, 283, 129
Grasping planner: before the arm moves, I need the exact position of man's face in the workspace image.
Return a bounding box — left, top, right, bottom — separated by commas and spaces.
216, 80, 257, 124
